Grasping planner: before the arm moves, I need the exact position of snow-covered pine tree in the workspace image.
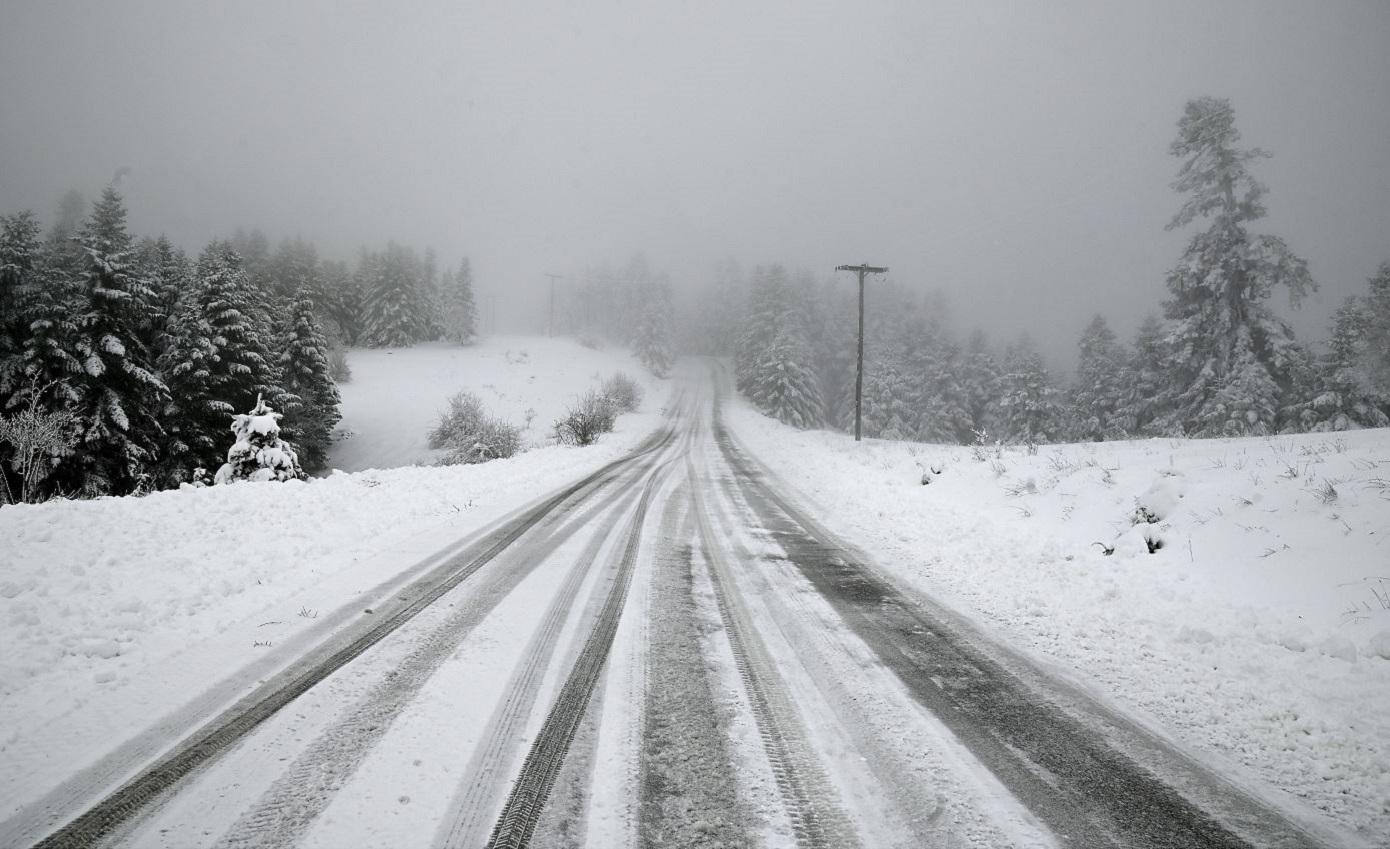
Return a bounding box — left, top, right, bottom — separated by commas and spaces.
735, 266, 783, 395
1069, 314, 1128, 441
997, 338, 1063, 445
159, 242, 286, 485
1361, 262, 1390, 399
1155, 97, 1315, 437
361, 243, 427, 347
443, 257, 478, 344
60, 188, 169, 496
1, 212, 45, 385
633, 280, 674, 378
1113, 315, 1168, 437
277, 288, 342, 473
214, 395, 304, 484
752, 327, 822, 429
1305, 297, 1389, 430
961, 329, 1002, 439
134, 236, 190, 364
320, 259, 362, 345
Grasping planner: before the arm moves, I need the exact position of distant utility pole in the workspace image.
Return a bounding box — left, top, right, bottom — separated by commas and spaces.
546, 274, 563, 338
836, 263, 889, 442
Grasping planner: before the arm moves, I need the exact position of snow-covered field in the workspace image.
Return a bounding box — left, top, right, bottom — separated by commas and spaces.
331, 336, 649, 472
724, 399, 1390, 837
0, 338, 663, 819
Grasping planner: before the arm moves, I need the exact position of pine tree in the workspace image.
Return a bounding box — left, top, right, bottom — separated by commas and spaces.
1361, 262, 1390, 397
159, 242, 285, 485
1156, 97, 1315, 437
1069, 314, 1128, 441
62, 188, 169, 496
1114, 315, 1168, 436
997, 338, 1063, 444
443, 257, 478, 344
633, 281, 674, 378
134, 236, 190, 364
961, 330, 1002, 438
213, 395, 304, 484
277, 289, 342, 473
753, 328, 822, 429
361, 244, 426, 347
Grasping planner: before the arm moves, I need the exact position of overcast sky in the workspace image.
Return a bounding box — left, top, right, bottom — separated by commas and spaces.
2, 0, 1386, 365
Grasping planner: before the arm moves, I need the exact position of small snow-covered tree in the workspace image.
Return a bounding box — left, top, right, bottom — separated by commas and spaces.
214, 395, 304, 483
1155, 97, 1315, 437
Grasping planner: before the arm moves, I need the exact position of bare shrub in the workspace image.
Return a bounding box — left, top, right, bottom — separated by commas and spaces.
602, 372, 644, 413
0, 389, 75, 505
554, 390, 617, 446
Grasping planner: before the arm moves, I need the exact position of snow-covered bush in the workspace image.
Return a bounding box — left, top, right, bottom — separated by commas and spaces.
554, 389, 617, 446
429, 391, 487, 449
328, 342, 352, 383
428, 390, 523, 465
601, 372, 644, 413
214, 396, 305, 484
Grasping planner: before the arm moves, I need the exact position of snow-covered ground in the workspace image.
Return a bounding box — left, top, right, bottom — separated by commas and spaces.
0, 338, 663, 820
723, 398, 1390, 838
331, 336, 648, 472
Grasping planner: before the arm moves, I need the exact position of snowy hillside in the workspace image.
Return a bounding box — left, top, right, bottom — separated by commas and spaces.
725, 399, 1390, 836
0, 339, 664, 820
330, 336, 658, 473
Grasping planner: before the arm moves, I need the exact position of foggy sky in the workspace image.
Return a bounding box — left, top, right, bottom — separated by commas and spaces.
2, 0, 1387, 367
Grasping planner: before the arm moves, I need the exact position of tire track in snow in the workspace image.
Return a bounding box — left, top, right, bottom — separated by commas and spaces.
21, 420, 681, 849
208, 473, 647, 849
433, 487, 635, 849
687, 450, 860, 849
707, 362, 1324, 849
482, 412, 691, 849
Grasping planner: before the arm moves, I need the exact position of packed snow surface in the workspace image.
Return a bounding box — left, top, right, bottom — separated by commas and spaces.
0, 338, 662, 818
724, 398, 1390, 840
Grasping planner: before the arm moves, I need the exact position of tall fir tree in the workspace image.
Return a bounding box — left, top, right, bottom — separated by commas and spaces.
997, 337, 1063, 444
752, 327, 822, 429
361, 243, 427, 347
61, 188, 169, 496
1069, 314, 1128, 441
961, 329, 1002, 438
1113, 315, 1168, 436
277, 289, 342, 473
1155, 97, 1315, 437
443, 257, 478, 344
633, 280, 675, 378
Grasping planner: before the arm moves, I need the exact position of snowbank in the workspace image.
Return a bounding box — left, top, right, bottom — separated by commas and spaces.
724, 400, 1390, 840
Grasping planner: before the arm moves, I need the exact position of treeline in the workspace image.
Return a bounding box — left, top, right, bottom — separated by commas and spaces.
713, 98, 1390, 444
554, 255, 675, 378
0, 188, 480, 503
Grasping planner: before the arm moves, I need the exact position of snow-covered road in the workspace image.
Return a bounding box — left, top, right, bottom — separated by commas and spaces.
2, 363, 1355, 848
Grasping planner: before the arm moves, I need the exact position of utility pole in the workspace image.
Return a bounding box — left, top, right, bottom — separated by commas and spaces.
836, 263, 889, 442
546, 274, 563, 338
